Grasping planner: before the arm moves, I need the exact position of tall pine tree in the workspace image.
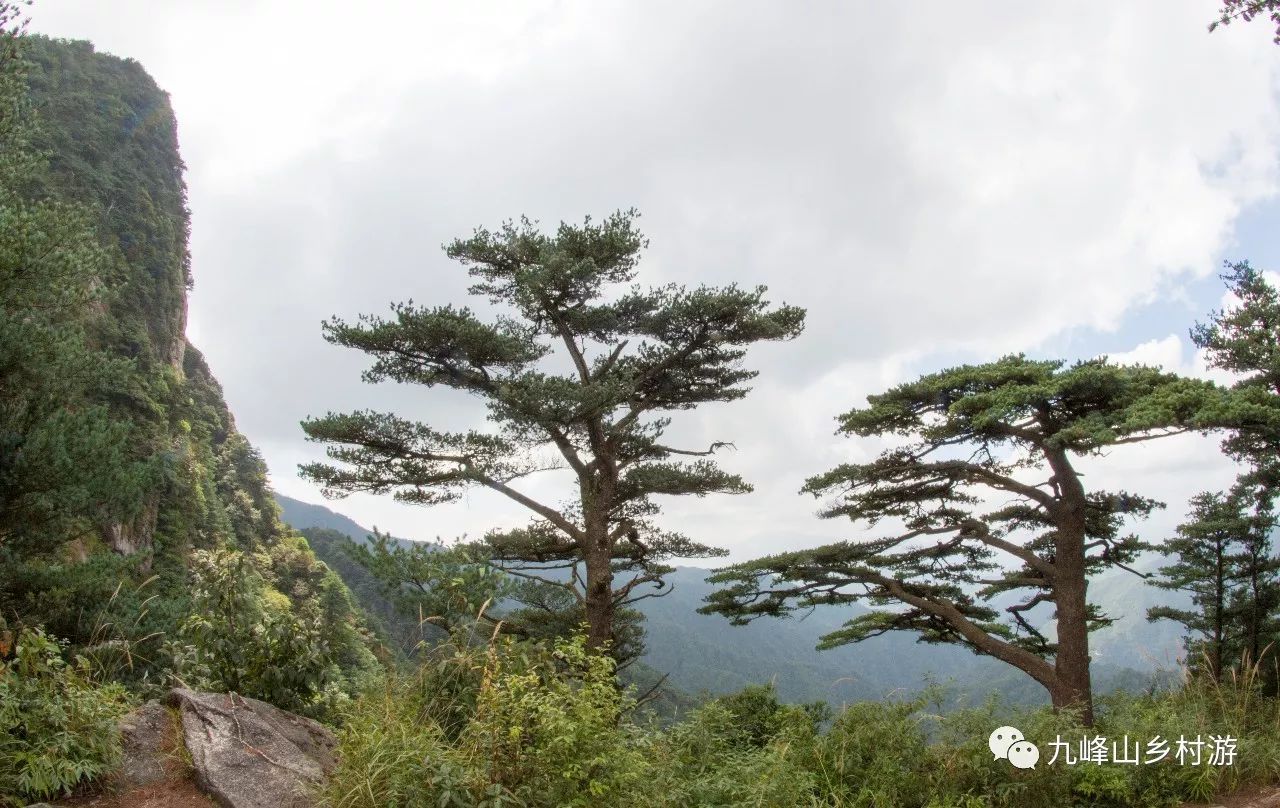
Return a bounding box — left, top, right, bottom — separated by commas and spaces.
703, 356, 1228, 725
301, 212, 804, 653
1184, 262, 1280, 689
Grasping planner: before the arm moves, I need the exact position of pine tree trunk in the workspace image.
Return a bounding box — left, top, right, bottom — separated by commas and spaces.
1048, 449, 1095, 727
1052, 558, 1095, 726
1213, 546, 1225, 681
584, 547, 615, 651
581, 462, 618, 654
1248, 561, 1263, 666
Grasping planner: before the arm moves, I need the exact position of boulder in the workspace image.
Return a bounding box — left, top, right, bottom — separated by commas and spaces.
165, 689, 336, 808
115, 700, 172, 788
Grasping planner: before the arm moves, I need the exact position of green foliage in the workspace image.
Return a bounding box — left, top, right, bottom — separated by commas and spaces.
707, 683, 825, 748
171, 547, 380, 717
325, 633, 1280, 808
642, 701, 819, 807
22, 34, 191, 362
1192, 261, 1280, 486
0, 628, 130, 805
464, 635, 649, 805
500, 580, 649, 668
1193, 262, 1280, 394
266, 534, 384, 701
1172, 263, 1280, 692
1148, 489, 1279, 685
301, 526, 419, 657
324, 634, 649, 808
341, 530, 513, 642
0, 7, 153, 560
0, 29, 385, 725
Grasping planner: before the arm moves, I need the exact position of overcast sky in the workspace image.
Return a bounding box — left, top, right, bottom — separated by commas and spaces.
28, 1, 1280, 563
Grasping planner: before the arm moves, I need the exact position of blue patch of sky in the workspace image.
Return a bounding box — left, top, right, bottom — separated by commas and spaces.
900, 189, 1279, 382
1069, 192, 1280, 363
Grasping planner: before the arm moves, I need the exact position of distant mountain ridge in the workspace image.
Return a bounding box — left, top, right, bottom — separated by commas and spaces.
276, 493, 1188, 707
276, 496, 405, 546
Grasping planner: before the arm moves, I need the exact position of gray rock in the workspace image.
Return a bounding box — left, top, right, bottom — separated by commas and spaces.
166, 688, 337, 808
115, 700, 172, 788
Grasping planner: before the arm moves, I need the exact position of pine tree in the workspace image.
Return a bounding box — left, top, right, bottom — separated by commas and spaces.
703, 356, 1229, 725
1146, 491, 1266, 680
1188, 262, 1280, 689
1193, 261, 1280, 489
301, 212, 804, 653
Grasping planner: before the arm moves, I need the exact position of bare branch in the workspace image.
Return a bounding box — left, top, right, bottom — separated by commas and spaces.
473, 471, 584, 541
652, 441, 737, 457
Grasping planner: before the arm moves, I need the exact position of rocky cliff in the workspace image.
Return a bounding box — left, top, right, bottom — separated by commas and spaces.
3, 35, 380, 700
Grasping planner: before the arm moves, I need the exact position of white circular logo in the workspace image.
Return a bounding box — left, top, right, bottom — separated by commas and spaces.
988, 726, 1024, 760
1007, 740, 1041, 770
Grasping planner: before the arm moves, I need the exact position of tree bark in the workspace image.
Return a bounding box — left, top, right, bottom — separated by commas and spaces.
583, 545, 615, 651
1214, 546, 1225, 681
1046, 448, 1096, 727
580, 482, 616, 652
581, 426, 621, 654
1051, 550, 1094, 724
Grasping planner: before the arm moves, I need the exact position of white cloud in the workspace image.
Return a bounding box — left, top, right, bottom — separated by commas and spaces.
27, 0, 1280, 559
1105, 335, 1191, 373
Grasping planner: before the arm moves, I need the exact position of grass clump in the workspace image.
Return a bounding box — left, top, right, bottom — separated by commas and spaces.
0, 627, 131, 805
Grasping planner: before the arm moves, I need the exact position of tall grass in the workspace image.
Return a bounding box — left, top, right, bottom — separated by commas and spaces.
75, 575, 165, 690
322, 637, 1280, 808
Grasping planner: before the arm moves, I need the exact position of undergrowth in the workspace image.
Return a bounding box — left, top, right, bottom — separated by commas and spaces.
323, 635, 1280, 808
0, 628, 131, 805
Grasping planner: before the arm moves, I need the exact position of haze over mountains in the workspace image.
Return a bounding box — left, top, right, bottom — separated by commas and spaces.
276, 493, 1188, 708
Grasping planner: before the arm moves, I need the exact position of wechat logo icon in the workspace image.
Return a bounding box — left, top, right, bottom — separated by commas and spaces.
989, 726, 1040, 770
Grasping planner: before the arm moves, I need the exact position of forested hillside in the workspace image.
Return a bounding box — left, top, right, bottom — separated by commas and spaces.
2, 32, 379, 727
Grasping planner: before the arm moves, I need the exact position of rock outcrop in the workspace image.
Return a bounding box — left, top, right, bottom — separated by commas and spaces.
164, 689, 337, 808
115, 701, 173, 789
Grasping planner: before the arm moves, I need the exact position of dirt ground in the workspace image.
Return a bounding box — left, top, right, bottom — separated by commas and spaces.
1185, 784, 1280, 808
52, 706, 215, 808
56, 776, 215, 808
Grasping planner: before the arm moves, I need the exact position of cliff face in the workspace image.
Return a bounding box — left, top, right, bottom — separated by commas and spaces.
25, 37, 189, 370
8, 36, 380, 702
21, 37, 262, 559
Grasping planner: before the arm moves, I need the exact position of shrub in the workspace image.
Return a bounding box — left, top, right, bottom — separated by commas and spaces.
324, 633, 651, 808
171, 547, 377, 717
641, 698, 819, 807
463, 634, 651, 806
0, 628, 130, 805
